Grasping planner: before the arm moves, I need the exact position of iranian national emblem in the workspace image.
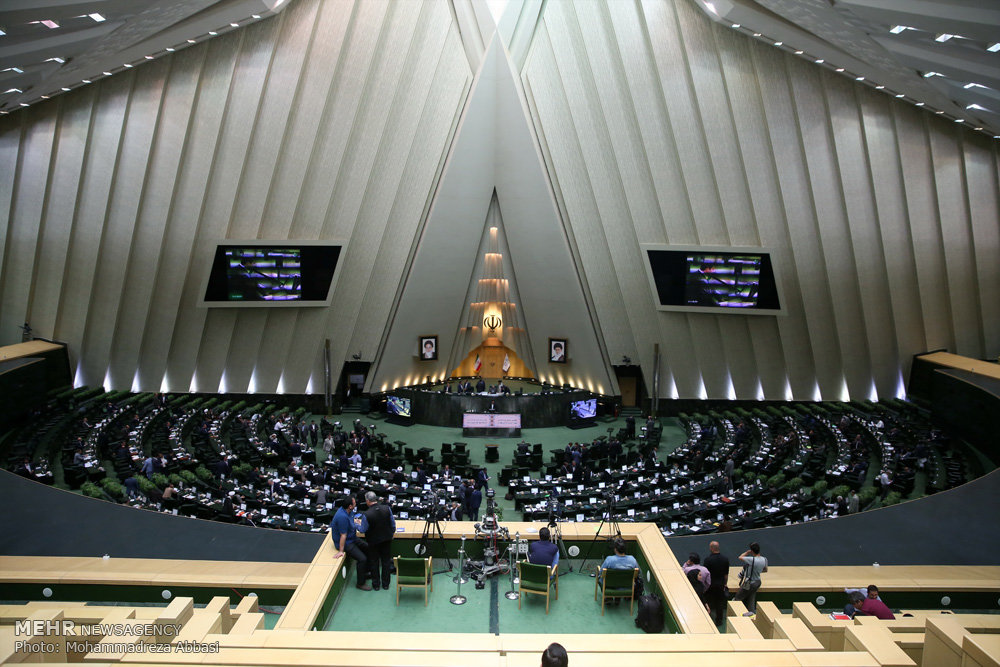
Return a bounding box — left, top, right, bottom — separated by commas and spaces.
483, 314, 502, 332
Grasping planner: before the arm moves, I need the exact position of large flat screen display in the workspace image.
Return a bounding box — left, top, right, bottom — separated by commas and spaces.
201, 242, 342, 307
387, 396, 411, 418
642, 244, 784, 315
570, 398, 597, 419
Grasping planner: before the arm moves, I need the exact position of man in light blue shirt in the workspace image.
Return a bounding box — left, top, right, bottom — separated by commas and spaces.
599, 537, 639, 585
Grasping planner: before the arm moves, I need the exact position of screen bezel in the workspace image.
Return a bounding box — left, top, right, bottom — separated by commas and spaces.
640, 243, 786, 316
198, 239, 346, 308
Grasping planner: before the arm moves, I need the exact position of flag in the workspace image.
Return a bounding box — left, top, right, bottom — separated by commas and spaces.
502, 353, 510, 373
473, 354, 482, 373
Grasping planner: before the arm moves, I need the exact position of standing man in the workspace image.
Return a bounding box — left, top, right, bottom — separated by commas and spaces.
703, 541, 730, 626
331, 495, 372, 591
879, 470, 893, 497
625, 414, 635, 439
476, 467, 490, 491
847, 489, 860, 514
363, 491, 396, 592
467, 482, 482, 522
733, 542, 767, 616
724, 457, 735, 492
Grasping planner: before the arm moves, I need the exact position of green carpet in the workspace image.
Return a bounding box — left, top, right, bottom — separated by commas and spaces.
324, 560, 646, 634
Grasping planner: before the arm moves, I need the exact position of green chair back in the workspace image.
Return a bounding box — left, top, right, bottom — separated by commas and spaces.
396, 557, 429, 584
604, 567, 637, 594
518, 562, 550, 592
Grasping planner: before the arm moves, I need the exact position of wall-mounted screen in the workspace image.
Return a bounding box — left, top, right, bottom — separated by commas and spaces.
570, 398, 597, 419
642, 244, 784, 315
387, 395, 411, 418
201, 241, 342, 307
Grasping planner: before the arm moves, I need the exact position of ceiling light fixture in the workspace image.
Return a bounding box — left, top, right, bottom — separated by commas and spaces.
876, 85, 884, 90
753, 33, 761, 37
88, 13, 106, 22
935, 33, 954, 42
963, 82, 987, 89
895, 93, 904, 98
252, 14, 261, 19
915, 102, 925, 106
988, 43, 1000, 52
3, 88, 23, 94
187, 39, 196, 43
2, 67, 23, 74
889, 25, 910, 34
731, 23, 740, 29
922, 71, 943, 78
144, 55, 154, 60
208, 31, 218, 35
165, 47, 175, 51
856, 76, 864, 81
774, 41, 783, 46
102, 71, 111, 76
815, 58, 824, 63
230, 23, 239, 28
30, 20, 60, 29
45, 57, 65, 63
794, 50, 803, 55
81, 79, 91, 84
967, 103, 990, 111
123, 63, 132, 68
0, 28, 5, 36
836, 67, 845, 72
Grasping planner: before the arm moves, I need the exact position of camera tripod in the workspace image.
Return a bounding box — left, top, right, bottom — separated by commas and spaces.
416, 508, 453, 573
578, 493, 622, 576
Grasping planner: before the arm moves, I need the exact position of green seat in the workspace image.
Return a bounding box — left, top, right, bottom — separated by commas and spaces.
518, 561, 558, 614
595, 567, 638, 616
394, 556, 433, 606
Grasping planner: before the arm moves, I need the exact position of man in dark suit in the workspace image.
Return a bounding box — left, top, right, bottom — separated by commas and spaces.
467, 482, 482, 521
529, 526, 559, 570
363, 491, 396, 591
475, 378, 486, 393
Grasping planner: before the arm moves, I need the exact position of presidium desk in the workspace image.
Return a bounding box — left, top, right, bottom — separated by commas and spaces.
390, 387, 599, 430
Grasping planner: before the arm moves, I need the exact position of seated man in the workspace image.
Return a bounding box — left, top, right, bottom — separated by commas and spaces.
528, 526, 560, 573
331, 495, 372, 591
598, 537, 639, 585
845, 586, 894, 619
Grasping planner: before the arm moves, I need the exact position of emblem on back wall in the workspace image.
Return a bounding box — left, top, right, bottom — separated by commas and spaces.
483, 314, 502, 332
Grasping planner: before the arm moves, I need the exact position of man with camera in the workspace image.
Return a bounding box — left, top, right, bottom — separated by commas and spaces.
733, 542, 767, 615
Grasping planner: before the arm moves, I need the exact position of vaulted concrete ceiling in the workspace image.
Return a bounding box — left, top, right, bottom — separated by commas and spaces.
0, 0, 291, 114
690, 0, 1000, 137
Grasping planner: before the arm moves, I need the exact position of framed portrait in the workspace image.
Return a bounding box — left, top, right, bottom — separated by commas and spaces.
548, 338, 567, 364
419, 335, 438, 361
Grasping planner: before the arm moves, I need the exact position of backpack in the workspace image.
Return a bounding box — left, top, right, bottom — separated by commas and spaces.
635, 594, 665, 633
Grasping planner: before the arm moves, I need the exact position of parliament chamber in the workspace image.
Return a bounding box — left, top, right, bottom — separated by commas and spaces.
1, 0, 999, 665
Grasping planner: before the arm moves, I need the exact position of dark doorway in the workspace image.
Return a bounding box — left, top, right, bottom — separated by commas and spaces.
337, 361, 370, 410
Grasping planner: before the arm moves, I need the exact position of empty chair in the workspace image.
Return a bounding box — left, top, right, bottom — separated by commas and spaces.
394, 556, 433, 605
